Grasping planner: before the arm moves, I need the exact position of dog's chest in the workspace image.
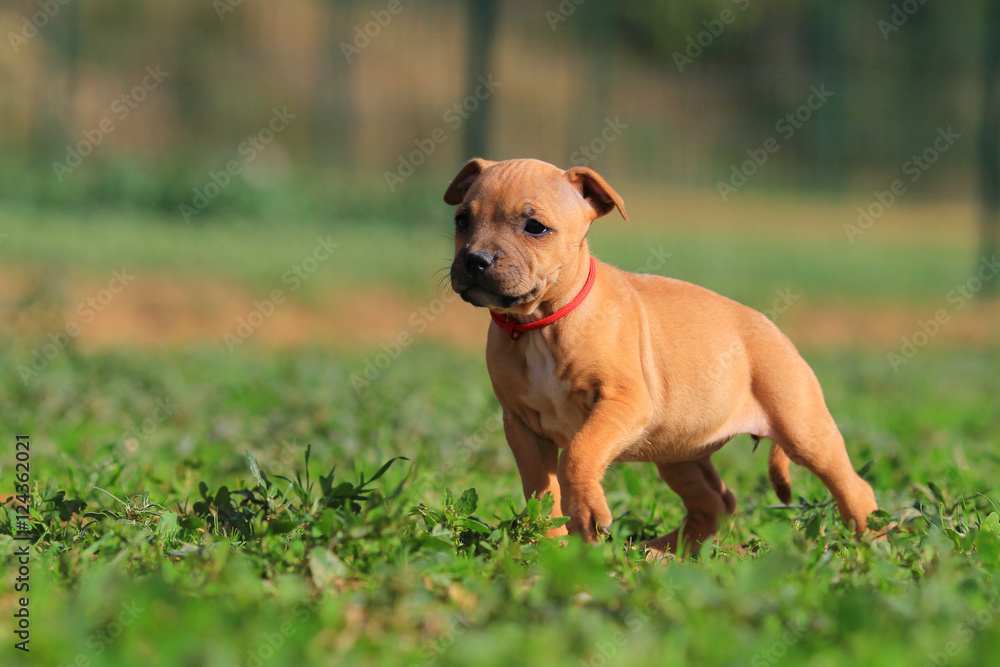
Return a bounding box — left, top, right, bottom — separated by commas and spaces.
519, 336, 585, 445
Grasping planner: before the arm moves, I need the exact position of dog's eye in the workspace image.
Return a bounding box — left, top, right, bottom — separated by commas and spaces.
455, 213, 469, 231
524, 219, 549, 236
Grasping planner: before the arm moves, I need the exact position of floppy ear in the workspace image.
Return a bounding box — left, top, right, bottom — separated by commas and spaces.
565, 166, 629, 221
443, 158, 497, 205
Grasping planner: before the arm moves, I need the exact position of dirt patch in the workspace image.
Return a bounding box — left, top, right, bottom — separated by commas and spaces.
1, 269, 487, 352
781, 302, 999, 349
2, 268, 996, 352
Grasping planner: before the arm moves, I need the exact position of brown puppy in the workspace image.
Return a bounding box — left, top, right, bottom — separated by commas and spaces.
444, 157, 878, 556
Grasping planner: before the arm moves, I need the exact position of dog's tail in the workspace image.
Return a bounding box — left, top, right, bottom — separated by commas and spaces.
768, 442, 793, 504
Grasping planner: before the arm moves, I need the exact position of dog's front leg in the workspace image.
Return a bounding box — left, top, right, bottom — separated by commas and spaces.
559, 394, 653, 542
503, 412, 567, 537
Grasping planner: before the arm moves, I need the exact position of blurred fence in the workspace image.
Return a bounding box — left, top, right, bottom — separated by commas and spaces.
0, 0, 995, 203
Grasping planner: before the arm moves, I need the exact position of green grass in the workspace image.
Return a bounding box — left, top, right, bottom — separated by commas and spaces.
2, 343, 999, 667
1, 203, 997, 665
0, 203, 981, 308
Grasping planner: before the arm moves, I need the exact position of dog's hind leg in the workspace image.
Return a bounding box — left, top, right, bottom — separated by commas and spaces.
645, 456, 736, 559
751, 340, 877, 534
768, 418, 876, 534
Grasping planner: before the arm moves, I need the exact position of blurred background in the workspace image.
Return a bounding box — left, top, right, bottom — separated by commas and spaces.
3, 6, 1000, 664
0, 0, 997, 351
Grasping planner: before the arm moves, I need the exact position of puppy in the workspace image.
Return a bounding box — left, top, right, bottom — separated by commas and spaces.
445, 158, 877, 556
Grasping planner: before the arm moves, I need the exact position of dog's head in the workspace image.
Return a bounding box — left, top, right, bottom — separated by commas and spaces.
444, 158, 627, 314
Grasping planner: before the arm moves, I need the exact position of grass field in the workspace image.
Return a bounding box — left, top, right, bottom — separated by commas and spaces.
1, 194, 999, 666
0, 188, 985, 305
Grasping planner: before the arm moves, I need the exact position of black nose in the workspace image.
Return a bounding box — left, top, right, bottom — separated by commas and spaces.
464, 250, 494, 275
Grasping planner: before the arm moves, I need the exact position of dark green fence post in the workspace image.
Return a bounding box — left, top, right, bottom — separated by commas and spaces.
979, 0, 1000, 296
462, 0, 498, 160
814, 0, 847, 192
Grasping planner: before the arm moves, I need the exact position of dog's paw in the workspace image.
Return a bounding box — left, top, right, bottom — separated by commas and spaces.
563, 486, 612, 543
643, 532, 680, 562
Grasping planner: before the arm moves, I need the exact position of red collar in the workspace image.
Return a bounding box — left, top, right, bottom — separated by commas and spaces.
489, 257, 597, 340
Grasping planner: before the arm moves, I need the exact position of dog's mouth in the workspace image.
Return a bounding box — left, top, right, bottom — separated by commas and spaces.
457, 284, 539, 310
450, 257, 541, 311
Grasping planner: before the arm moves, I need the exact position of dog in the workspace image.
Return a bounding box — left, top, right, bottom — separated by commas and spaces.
444, 157, 878, 556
